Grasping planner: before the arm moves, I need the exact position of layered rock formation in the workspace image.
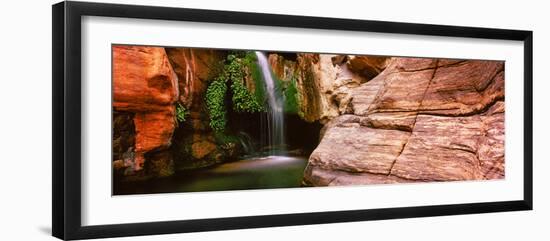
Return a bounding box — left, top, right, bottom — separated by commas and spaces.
303, 57, 505, 185
112, 46, 179, 178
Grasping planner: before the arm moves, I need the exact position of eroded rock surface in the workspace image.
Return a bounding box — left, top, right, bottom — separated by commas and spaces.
304, 57, 505, 185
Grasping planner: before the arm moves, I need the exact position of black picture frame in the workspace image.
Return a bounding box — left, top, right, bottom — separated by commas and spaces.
52, 1, 533, 240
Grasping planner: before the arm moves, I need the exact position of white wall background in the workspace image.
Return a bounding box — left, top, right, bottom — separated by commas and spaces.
0, 0, 547, 240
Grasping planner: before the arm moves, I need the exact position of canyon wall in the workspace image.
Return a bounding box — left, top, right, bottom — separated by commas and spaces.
302, 57, 505, 185
112, 46, 505, 185
113, 46, 236, 179
268, 53, 387, 123
165, 48, 241, 170
112, 46, 179, 179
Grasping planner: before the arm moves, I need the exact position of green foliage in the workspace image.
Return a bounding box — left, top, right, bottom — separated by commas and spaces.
175, 103, 188, 123
283, 77, 300, 114
271, 71, 301, 114
231, 80, 263, 112
242, 51, 257, 64
242, 52, 266, 105
205, 78, 227, 132
206, 52, 265, 133
227, 53, 264, 113
214, 132, 239, 145
225, 54, 242, 79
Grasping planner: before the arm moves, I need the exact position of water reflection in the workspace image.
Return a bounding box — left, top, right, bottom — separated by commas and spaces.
113, 156, 308, 195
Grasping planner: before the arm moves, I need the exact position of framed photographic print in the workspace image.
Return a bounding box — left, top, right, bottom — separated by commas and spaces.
52, 1, 533, 240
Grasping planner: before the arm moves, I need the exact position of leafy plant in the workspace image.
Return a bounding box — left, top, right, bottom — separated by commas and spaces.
270, 71, 301, 115
206, 78, 227, 132
226, 53, 263, 112
243, 52, 266, 105
231, 80, 263, 112
284, 77, 300, 114
175, 103, 188, 123
206, 53, 267, 132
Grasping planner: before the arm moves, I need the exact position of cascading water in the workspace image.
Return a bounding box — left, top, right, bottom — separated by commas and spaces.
255, 51, 285, 154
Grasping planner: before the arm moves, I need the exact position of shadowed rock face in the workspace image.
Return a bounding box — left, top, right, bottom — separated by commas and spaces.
304, 57, 505, 185
165, 48, 240, 170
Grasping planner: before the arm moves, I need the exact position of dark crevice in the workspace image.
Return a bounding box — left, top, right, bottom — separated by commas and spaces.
364, 124, 414, 133
389, 66, 437, 74
440, 145, 477, 156
475, 68, 504, 93
326, 176, 339, 185
386, 141, 408, 176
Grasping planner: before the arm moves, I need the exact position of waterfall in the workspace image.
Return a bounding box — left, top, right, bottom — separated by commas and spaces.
255, 51, 285, 154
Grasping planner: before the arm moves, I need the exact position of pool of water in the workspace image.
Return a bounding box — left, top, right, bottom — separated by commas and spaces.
113, 155, 308, 195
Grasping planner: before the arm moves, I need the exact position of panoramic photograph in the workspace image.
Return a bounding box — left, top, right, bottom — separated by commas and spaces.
112, 45, 505, 195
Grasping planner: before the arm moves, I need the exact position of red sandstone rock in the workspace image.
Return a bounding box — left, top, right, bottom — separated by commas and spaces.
113, 46, 178, 111
113, 46, 179, 171
165, 48, 223, 109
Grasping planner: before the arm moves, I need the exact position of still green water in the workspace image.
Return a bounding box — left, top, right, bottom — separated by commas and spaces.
113, 156, 308, 195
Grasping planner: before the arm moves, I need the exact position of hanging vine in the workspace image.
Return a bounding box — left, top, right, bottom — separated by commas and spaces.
205, 53, 265, 133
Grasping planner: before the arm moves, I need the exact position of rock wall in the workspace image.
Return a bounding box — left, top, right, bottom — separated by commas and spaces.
268, 53, 386, 123
111, 46, 505, 185
165, 48, 239, 170
303, 57, 505, 185
113, 46, 241, 179
112, 46, 179, 178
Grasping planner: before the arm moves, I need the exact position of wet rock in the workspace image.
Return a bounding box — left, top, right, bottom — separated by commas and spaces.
191, 140, 217, 159
146, 151, 175, 178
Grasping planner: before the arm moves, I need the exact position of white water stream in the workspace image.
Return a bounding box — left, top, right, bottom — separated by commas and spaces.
255, 51, 285, 153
